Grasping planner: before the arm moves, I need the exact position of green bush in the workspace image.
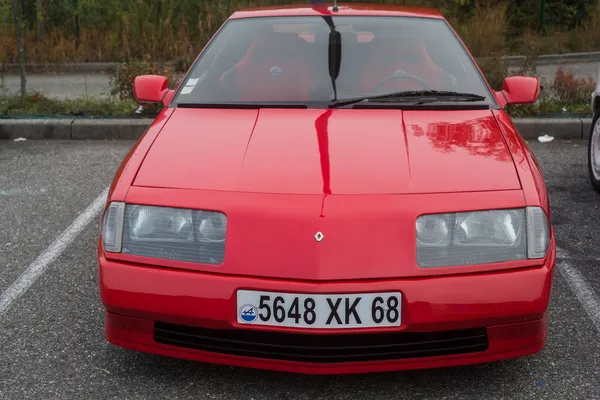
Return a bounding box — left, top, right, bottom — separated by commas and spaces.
0, 93, 140, 117
551, 67, 596, 104
477, 55, 508, 91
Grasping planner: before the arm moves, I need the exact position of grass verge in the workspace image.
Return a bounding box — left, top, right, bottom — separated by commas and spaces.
508, 100, 591, 119
1, 94, 147, 117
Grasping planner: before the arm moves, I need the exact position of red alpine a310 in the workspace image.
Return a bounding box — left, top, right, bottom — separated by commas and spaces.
98, 3, 555, 374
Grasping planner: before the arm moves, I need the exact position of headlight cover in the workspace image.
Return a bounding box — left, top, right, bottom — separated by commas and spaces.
416, 214, 451, 246
417, 207, 549, 268
101, 203, 226, 265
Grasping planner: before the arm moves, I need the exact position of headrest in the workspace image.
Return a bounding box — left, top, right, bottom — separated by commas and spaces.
247, 31, 308, 60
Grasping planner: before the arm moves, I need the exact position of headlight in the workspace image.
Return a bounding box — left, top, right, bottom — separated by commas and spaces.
416, 207, 549, 268
128, 205, 194, 242
454, 210, 523, 246
101, 203, 226, 265
197, 211, 227, 243
416, 214, 451, 246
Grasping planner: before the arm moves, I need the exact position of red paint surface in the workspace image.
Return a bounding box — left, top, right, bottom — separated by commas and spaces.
230, 4, 444, 19
98, 5, 555, 373
133, 75, 169, 103
100, 249, 553, 374
100, 244, 554, 328
492, 110, 550, 212
502, 76, 540, 105
133, 109, 520, 195
108, 186, 544, 280
315, 109, 333, 195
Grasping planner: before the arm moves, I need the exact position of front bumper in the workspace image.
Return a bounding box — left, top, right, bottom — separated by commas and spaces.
99, 247, 555, 375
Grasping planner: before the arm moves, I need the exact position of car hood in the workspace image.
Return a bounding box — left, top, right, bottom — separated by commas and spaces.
134, 108, 520, 194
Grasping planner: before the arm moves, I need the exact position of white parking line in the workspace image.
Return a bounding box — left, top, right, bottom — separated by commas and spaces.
0, 187, 109, 317
556, 247, 571, 260
557, 247, 600, 334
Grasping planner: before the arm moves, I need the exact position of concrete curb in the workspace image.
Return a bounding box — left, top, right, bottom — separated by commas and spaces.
0, 117, 593, 141
0, 119, 73, 140
71, 119, 152, 140
0, 118, 153, 140
3, 51, 600, 74
515, 118, 592, 140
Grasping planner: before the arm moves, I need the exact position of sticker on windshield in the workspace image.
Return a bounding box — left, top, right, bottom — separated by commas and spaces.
269, 65, 282, 77
180, 78, 200, 95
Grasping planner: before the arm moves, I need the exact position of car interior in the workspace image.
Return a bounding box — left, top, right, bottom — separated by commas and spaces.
184, 20, 477, 104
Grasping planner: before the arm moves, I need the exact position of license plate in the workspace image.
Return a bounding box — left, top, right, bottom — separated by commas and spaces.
236, 290, 402, 329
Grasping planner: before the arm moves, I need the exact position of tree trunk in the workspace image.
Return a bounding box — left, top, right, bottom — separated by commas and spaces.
11, 0, 26, 100
42, 0, 49, 27
36, 0, 45, 40
73, 0, 80, 49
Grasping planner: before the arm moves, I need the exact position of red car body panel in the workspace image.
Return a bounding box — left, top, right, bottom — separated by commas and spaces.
100, 241, 554, 374
109, 185, 544, 281
493, 110, 550, 211
230, 4, 444, 19
101, 245, 555, 330
107, 108, 174, 202
134, 109, 520, 195
106, 317, 546, 375
98, 4, 555, 374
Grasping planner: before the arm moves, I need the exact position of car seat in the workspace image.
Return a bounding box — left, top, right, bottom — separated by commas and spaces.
220, 31, 313, 102
360, 37, 445, 93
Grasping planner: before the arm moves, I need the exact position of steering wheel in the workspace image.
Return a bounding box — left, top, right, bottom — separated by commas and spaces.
372, 69, 431, 93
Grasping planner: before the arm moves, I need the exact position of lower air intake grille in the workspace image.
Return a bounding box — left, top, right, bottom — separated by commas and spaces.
154, 322, 489, 363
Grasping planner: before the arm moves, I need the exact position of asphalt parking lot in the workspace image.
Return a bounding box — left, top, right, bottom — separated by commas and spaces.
1, 138, 600, 399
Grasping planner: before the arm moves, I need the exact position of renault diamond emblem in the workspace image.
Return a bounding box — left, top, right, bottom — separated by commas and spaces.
315, 232, 324, 242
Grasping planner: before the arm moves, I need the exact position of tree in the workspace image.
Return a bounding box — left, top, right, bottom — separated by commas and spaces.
11, 0, 26, 100
36, 0, 48, 39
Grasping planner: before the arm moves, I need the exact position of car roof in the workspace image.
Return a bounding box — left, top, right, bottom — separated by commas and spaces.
230, 4, 444, 20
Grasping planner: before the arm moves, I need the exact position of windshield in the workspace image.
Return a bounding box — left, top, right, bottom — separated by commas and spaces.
173, 16, 494, 107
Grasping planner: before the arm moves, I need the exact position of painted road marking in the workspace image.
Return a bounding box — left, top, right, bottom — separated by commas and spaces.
556, 247, 571, 260
0, 187, 109, 317
557, 247, 600, 334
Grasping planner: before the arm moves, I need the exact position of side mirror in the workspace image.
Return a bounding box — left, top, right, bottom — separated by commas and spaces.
496, 76, 539, 106
133, 75, 172, 105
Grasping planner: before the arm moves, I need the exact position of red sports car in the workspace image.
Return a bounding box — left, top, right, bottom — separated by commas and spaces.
99, 3, 555, 375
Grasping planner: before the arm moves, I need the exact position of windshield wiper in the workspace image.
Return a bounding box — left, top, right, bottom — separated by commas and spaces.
329, 90, 487, 108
